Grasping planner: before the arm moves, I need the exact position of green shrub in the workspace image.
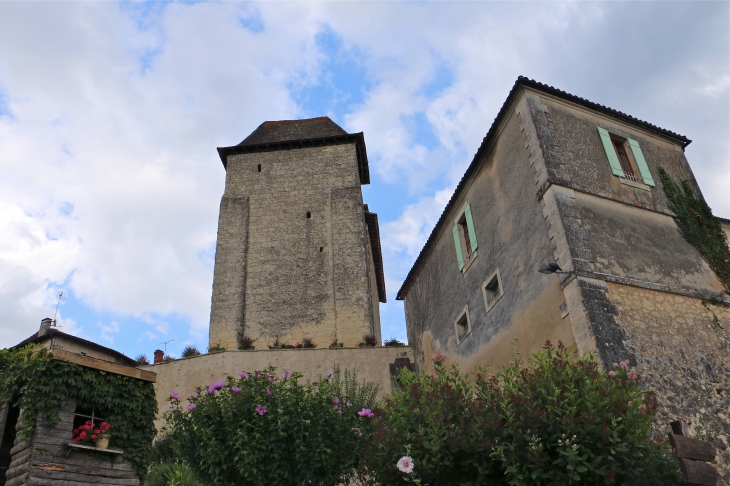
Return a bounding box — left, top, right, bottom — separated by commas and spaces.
145, 463, 203, 486
180, 346, 201, 358
159, 365, 377, 485
366, 341, 682, 486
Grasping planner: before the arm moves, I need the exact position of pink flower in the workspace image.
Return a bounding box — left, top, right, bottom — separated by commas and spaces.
627, 369, 638, 381
397, 456, 414, 474
187, 403, 196, 410
284, 370, 290, 379
231, 387, 242, 393
207, 381, 225, 394
508, 360, 515, 367
332, 397, 341, 404
612, 363, 619, 369
608, 371, 616, 378
255, 404, 268, 416
620, 360, 630, 371
268, 374, 277, 382
266, 388, 273, 396
431, 351, 447, 363
238, 372, 249, 379
358, 408, 374, 418
355, 427, 362, 436
170, 390, 180, 400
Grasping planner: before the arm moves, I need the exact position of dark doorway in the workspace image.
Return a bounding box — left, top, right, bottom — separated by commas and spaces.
0, 404, 20, 485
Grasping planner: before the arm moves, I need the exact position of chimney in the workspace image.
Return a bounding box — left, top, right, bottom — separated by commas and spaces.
153, 349, 164, 364
38, 318, 54, 337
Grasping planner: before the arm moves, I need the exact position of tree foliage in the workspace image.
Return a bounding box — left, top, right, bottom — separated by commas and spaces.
365, 342, 682, 486
0, 345, 157, 477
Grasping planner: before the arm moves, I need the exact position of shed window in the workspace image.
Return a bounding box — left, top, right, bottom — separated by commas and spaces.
72, 406, 108, 432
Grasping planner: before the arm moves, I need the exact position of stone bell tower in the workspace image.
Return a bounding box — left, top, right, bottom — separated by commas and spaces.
209, 117, 386, 350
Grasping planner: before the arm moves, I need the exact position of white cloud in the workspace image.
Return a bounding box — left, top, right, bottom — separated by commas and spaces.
97, 320, 120, 344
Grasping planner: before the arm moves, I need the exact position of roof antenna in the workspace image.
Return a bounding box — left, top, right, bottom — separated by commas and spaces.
52, 290, 64, 327
160, 339, 174, 355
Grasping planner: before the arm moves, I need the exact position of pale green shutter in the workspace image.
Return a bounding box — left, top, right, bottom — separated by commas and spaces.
464, 203, 478, 251
627, 139, 655, 186
452, 224, 465, 271
597, 127, 625, 177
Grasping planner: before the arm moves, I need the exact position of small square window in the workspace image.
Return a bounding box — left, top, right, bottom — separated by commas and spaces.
454, 307, 471, 345
482, 269, 504, 312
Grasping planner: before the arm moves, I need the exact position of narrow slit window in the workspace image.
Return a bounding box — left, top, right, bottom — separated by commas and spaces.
319, 247, 324, 252
257, 164, 261, 172
612, 139, 637, 182
306, 212, 311, 219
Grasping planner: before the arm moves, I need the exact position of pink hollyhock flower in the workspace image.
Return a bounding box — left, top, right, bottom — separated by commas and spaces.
397, 456, 414, 474
207, 381, 225, 394
266, 388, 273, 396
187, 403, 196, 410
332, 397, 341, 404
358, 408, 374, 418
238, 372, 249, 379
231, 387, 242, 393
255, 404, 268, 416
267, 374, 277, 381
431, 351, 447, 363
170, 390, 180, 400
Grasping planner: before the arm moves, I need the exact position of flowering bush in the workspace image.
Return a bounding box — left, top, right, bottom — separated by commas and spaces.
157, 365, 377, 485
296, 337, 317, 348
73, 420, 113, 445
358, 334, 378, 347
365, 341, 683, 486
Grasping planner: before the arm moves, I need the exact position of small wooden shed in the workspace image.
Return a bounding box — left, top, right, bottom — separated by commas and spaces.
0, 319, 156, 486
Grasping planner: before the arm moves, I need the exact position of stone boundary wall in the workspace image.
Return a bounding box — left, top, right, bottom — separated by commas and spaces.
143, 346, 413, 430
606, 282, 730, 480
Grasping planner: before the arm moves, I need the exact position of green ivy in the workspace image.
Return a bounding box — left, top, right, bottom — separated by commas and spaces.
0, 345, 158, 477
658, 167, 730, 293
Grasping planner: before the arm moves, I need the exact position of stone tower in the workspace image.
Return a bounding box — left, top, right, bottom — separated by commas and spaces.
209, 117, 386, 350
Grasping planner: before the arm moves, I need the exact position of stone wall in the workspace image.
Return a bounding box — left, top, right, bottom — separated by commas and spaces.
209, 143, 380, 349
606, 282, 730, 479
143, 346, 412, 430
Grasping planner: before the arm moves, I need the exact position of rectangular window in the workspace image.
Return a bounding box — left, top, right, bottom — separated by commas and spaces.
454, 307, 471, 345
482, 269, 504, 312
597, 127, 655, 187
72, 405, 107, 432
452, 203, 479, 272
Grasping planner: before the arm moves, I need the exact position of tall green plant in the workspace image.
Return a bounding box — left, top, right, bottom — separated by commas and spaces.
366, 342, 682, 486
159, 365, 377, 485
0, 345, 157, 476
658, 166, 730, 292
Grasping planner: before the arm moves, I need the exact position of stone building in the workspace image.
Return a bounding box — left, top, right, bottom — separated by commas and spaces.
209, 117, 386, 350
397, 77, 730, 471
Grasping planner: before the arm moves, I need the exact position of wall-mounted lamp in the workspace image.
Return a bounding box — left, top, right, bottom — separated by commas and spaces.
538, 262, 572, 275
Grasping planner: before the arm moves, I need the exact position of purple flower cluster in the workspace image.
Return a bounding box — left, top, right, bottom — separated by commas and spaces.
255, 404, 268, 416
207, 381, 226, 394
358, 408, 374, 418
170, 390, 180, 400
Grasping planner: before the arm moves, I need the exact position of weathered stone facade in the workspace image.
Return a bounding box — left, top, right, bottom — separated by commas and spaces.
209, 118, 385, 350
398, 77, 730, 480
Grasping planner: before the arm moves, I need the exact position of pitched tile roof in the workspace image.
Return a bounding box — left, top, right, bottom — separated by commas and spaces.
217, 116, 370, 184
396, 76, 692, 300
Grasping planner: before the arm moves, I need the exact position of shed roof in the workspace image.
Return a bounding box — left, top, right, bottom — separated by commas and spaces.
396, 76, 692, 300
13, 328, 137, 367
217, 116, 370, 184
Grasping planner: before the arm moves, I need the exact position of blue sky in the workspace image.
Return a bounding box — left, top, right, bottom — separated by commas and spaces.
0, 1, 727, 360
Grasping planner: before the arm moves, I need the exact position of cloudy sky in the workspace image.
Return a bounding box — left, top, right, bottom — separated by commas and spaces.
0, 1, 727, 358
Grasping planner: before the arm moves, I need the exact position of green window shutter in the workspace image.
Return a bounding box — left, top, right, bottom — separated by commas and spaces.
597, 127, 625, 177
627, 139, 655, 187
464, 203, 478, 251
452, 224, 465, 271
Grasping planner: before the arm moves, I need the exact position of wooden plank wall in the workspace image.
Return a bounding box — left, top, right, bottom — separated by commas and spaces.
6, 400, 140, 486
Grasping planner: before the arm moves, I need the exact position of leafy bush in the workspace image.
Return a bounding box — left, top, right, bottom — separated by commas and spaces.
358, 334, 378, 347
158, 365, 378, 485
206, 342, 226, 353
135, 354, 150, 366
237, 335, 255, 350
145, 463, 203, 486
180, 345, 200, 358
366, 341, 682, 486
383, 338, 406, 347
297, 337, 317, 348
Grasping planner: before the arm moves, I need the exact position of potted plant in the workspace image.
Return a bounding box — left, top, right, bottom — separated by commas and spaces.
357, 334, 378, 347
72, 420, 113, 449
329, 338, 343, 348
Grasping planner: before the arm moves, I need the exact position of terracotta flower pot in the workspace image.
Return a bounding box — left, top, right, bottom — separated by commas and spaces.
94, 437, 109, 449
